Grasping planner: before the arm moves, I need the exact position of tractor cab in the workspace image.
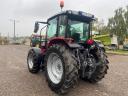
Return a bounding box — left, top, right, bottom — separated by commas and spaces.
47, 10, 94, 41
34, 10, 95, 47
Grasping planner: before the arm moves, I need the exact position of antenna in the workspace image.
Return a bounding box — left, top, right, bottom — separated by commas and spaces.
60, 0, 64, 12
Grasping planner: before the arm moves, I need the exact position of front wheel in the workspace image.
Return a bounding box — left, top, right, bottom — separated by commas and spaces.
45, 45, 79, 94
27, 49, 41, 73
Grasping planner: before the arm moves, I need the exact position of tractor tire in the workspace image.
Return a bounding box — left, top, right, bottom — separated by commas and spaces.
86, 49, 109, 83
44, 45, 79, 94
87, 64, 109, 83
27, 49, 41, 73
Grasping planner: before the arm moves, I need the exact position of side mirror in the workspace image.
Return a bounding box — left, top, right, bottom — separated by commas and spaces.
34, 22, 39, 33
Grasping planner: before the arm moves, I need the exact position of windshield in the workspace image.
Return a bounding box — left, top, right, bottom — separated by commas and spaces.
67, 19, 90, 42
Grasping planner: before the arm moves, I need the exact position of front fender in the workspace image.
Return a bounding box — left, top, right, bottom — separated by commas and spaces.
30, 47, 42, 56
28, 47, 44, 65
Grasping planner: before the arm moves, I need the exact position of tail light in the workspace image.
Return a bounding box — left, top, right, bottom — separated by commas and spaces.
86, 39, 94, 45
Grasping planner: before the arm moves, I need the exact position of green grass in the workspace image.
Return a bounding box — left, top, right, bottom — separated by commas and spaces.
106, 49, 128, 55
113, 50, 128, 53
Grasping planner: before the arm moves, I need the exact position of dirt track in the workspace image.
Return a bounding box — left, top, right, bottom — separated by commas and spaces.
0, 45, 128, 96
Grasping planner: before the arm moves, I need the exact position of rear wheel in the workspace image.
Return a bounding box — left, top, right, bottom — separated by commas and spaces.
87, 51, 109, 83
87, 64, 108, 83
45, 45, 79, 94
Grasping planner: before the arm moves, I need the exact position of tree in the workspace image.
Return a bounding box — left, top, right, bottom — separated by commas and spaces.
124, 6, 128, 38
92, 19, 109, 35
107, 7, 127, 45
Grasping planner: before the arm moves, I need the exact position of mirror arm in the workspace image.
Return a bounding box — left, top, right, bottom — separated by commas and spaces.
36, 21, 49, 25
40, 25, 47, 34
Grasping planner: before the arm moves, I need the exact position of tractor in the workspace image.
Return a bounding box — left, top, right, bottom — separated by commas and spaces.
30, 34, 42, 47
27, 10, 109, 94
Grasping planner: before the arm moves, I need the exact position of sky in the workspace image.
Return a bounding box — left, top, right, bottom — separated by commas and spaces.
0, 0, 127, 37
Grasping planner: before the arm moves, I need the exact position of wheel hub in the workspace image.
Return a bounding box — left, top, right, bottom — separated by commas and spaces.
47, 53, 63, 84
28, 54, 34, 69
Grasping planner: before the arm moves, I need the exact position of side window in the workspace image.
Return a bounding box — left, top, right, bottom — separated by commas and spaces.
58, 15, 67, 37
47, 18, 57, 38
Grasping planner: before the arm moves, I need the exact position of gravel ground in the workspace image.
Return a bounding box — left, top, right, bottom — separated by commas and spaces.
0, 45, 128, 96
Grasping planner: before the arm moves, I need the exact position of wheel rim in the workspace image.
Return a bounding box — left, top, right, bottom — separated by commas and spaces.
47, 53, 63, 84
28, 54, 34, 69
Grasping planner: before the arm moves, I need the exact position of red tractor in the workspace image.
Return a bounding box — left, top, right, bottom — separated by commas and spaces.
27, 10, 109, 94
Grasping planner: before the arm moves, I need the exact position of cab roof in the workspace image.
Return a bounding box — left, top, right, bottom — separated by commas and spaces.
48, 10, 95, 22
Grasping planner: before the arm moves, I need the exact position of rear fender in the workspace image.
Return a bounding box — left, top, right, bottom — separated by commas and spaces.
48, 38, 69, 48
48, 37, 81, 49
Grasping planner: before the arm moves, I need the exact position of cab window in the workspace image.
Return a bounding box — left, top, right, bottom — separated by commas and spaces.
58, 15, 67, 37
47, 18, 57, 38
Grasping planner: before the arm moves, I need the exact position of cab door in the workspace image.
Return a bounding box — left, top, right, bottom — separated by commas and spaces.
47, 17, 58, 39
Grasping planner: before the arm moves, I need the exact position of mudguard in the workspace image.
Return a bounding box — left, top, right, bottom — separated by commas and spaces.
30, 47, 42, 56
29, 47, 44, 65
48, 37, 81, 49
